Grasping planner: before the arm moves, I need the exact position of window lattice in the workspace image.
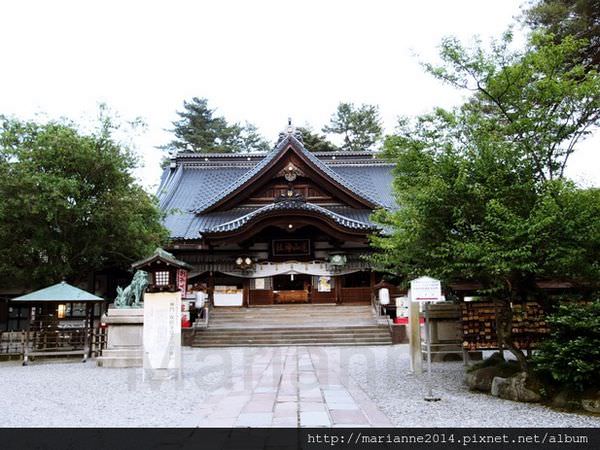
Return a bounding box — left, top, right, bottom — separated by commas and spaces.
155, 271, 169, 286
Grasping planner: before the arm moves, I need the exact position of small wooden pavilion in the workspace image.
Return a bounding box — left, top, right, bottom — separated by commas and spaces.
12, 281, 105, 364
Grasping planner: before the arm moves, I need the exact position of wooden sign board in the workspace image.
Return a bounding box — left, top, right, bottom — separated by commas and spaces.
272, 239, 310, 257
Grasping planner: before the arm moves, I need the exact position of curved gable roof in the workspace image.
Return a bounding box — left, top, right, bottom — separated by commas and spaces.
193, 135, 383, 213
156, 138, 398, 241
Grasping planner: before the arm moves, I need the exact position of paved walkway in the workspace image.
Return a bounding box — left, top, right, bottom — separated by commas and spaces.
192, 346, 391, 427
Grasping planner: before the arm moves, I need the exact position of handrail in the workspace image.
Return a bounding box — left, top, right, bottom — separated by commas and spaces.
371, 291, 380, 319
372, 291, 394, 334
203, 306, 210, 328
193, 305, 210, 329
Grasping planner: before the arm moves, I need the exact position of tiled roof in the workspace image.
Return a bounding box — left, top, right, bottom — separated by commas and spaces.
131, 247, 192, 270
186, 135, 383, 213
156, 136, 398, 241
328, 165, 397, 210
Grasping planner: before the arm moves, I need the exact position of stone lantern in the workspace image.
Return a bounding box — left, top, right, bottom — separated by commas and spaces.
132, 248, 192, 294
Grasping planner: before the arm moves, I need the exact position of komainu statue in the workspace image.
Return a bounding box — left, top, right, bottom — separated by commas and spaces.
114, 270, 148, 308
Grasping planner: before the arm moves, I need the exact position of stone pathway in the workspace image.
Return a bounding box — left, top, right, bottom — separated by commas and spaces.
193, 347, 391, 427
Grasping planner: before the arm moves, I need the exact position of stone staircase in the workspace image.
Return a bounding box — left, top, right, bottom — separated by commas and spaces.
190, 304, 392, 347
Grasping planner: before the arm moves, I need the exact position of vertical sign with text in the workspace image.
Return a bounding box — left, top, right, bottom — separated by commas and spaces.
177, 269, 187, 298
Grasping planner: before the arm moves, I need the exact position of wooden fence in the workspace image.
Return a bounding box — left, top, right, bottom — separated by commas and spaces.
0, 328, 107, 363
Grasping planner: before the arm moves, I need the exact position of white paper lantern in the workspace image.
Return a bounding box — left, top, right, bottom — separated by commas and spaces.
378, 288, 390, 305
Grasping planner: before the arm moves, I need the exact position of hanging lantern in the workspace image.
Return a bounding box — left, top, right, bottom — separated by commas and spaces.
378, 288, 390, 305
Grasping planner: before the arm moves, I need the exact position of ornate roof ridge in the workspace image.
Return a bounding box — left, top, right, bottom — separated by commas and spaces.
206, 200, 376, 234
174, 151, 268, 160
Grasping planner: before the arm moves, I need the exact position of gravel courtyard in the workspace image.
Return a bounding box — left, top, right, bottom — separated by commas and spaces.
0, 345, 598, 427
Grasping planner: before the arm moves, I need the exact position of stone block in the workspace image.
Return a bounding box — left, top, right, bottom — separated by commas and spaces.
467, 367, 501, 392
491, 372, 541, 403
581, 397, 600, 414
96, 307, 144, 368
490, 376, 508, 397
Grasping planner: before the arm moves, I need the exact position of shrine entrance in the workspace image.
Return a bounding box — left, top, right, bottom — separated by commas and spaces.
273, 274, 311, 304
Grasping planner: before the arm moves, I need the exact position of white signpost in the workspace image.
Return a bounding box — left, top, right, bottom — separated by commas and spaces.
143, 291, 182, 380
409, 276, 442, 401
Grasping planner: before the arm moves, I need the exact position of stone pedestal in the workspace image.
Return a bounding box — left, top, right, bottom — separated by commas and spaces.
96, 308, 143, 368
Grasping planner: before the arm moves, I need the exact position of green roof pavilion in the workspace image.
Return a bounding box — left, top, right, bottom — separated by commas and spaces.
12, 281, 103, 302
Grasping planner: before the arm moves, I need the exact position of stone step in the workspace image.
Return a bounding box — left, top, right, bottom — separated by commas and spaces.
213, 307, 372, 312
197, 327, 389, 336
191, 324, 392, 347
192, 342, 391, 347
195, 339, 391, 344
207, 323, 377, 329
195, 335, 391, 342
192, 305, 386, 347
193, 334, 391, 341
99, 349, 143, 358
211, 306, 372, 313
210, 314, 374, 319
96, 356, 142, 368
194, 341, 392, 347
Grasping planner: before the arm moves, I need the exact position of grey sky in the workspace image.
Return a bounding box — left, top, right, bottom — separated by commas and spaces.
1, 0, 598, 190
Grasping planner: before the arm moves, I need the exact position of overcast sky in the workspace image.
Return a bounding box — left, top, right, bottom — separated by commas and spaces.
1, 0, 598, 191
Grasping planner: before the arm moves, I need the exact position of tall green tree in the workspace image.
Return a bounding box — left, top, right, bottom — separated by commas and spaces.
372, 33, 600, 368
424, 32, 600, 181
523, 0, 600, 70
230, 121, 271, 153
323, 102, 383, 151
166, 97, 270, 153
0, 113, 169, 290
296, 126, 338, 152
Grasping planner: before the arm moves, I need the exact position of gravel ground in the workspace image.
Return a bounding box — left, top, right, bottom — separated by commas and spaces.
0, 345, 598, 427
335, 345, 600, 428
0, 348, 244, 427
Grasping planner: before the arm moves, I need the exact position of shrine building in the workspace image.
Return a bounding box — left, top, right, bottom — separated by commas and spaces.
157, 124, 397, 307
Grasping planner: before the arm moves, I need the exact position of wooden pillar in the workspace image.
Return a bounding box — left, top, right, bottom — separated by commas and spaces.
370, 270, 376, 304
243, 278, 250, 307
208, 271, 215, 306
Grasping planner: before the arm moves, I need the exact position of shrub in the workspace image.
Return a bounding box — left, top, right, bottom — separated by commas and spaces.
532, 300, 600, 392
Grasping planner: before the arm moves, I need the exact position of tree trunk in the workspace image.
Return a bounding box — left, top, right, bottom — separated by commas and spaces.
495, 299, 528, 371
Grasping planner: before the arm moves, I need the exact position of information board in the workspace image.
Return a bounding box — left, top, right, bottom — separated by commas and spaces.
143, 291, 181, 372
410, 276, 442, 302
